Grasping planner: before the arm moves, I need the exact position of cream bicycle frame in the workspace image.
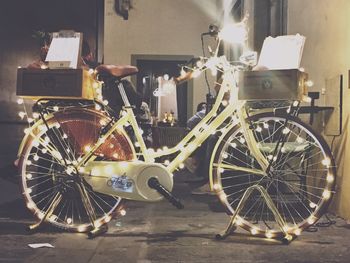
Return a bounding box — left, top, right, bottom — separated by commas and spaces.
75, 57, 268, 181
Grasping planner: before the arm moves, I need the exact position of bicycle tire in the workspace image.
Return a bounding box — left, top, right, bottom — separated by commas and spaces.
209, 112, 336, 238
18, 108, 135, 232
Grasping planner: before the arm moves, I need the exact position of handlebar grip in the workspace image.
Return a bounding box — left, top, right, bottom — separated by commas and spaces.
174, 71, 193, 85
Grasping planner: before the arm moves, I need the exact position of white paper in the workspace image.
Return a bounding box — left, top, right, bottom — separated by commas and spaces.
257, 34, 306, 70
28, 243, 55, 248
46, 37, 80, 69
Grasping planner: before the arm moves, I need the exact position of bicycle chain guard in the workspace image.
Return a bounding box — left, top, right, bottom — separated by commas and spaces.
81, 161, 174, 202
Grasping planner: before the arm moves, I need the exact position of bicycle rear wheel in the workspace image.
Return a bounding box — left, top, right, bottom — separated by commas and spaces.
18, 108, 135, 231
210, 112, 336, 238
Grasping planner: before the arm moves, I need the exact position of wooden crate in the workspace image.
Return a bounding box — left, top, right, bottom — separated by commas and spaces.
16, 68, 96, 100
238, 69, 308, 101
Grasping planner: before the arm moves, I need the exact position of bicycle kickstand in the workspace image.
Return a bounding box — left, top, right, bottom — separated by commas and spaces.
76, 182, 108, 239
27, 191, 62, 232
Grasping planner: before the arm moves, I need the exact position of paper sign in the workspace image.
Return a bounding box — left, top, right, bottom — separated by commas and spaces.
257, 34, 306, 70
46, 32, 82, 69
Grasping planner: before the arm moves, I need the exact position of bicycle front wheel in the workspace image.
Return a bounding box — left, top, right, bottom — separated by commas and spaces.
18, 108, 135, 232
210, 112, 336, 238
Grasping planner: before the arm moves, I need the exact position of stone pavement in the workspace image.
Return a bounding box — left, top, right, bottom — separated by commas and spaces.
1, 168, 350, 263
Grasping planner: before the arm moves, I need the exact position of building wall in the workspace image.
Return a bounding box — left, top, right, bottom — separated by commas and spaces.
0, 0, 100, 167
104, 0, 219, 113
288, 0, 350, 219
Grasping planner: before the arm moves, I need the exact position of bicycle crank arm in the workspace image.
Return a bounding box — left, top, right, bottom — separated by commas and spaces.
148, 177, 184, 209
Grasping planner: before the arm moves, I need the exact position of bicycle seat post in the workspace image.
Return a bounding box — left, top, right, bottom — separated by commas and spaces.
117, 79, 132, 108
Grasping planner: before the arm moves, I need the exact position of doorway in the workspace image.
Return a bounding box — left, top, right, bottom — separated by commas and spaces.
131, 55, 194, 127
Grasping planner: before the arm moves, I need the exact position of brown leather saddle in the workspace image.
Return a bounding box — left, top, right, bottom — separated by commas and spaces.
96, 64, 138, 79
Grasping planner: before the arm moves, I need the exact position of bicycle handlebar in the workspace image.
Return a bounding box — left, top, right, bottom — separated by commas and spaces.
173, 71, 193, 85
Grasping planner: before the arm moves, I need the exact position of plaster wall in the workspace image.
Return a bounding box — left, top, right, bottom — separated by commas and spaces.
288, 0, 350, 219
104, 0, 219, 113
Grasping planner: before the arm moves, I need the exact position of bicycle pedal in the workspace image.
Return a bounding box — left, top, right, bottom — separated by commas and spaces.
148, 177, 184, 209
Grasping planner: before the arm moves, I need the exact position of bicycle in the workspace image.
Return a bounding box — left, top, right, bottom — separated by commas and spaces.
17, 21, 336, 243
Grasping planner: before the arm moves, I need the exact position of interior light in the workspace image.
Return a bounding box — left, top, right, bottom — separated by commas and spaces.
218, 22, 247, 44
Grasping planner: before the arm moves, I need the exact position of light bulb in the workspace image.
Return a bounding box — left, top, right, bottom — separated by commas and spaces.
235, 217, 243, 226
251, 228, 258, 235
307, 216, 316, 225
27, 202, 35, 209
18, 111, 26, 119
294, 228, 301, 236
265, 231, 273, 239
309, 202, 317, 209
84, 145, 92, 152
306, 80, 314, 87
322, 158, 331, 166
213, 184, 220, 190
120, 209, 126, 216
105, 215, 112, 223
192, 69, 201, 78
326, 174, 334, 183
95, 104, 102, 111
78, 225, 87, 232
282, 127, 290, 134
322, 190, 331, 199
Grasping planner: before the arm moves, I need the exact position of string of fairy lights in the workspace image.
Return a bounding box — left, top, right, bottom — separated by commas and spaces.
15, 18, 336, 240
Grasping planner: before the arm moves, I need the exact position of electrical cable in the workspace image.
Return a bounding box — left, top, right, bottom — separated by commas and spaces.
330, 135, 337, 152
201, 33, 212, 96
